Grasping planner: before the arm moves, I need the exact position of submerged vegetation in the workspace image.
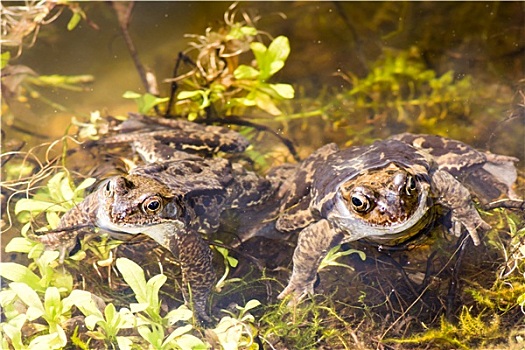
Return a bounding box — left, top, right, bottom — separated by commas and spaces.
1, 2, 524, 349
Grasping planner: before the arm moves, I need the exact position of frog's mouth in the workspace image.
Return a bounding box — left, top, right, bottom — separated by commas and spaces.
95, 209, 185, 249
328, 189, 431, 242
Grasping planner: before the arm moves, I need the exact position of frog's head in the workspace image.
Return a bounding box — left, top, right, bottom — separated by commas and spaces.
95, 175, 184, 248
329, 163, 432, 242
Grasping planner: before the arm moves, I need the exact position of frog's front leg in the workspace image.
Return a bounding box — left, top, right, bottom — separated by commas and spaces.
432, 169, 491, 246
169, 231, 215, 324
278, 219, 344, 301
34, 192, 100, 262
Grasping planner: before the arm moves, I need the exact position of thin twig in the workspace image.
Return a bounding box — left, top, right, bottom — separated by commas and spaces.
112, 2, 158, 96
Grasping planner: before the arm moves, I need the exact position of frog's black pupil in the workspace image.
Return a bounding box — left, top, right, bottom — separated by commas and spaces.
148, 201, 160, 210
352, 197, 363, 207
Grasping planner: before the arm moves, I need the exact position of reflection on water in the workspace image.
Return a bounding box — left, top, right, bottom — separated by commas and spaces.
4, 2, 524, 155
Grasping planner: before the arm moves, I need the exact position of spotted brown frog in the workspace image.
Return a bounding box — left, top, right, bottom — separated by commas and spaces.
37, 115, 272, 322
242, 133, 521, 301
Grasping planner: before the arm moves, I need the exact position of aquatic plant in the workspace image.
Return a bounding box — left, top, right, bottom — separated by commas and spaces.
166, 4, 294, 120
1, 2, 95, 113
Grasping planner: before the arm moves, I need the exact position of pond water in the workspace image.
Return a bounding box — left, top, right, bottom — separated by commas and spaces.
1, 2, 524, 349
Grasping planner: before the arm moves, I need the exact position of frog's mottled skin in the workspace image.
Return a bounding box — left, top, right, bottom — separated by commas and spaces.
245, 134, 520, 301
92, 113, 250, 162
37, 116, 272, 322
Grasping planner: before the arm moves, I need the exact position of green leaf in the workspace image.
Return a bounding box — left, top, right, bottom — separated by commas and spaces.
116, 258, 148, 303
46, 211, 61, 229
5, 237, 36, 254
177, 90, 203, 100
122, 91, 169, 114
251, 36, 291, 80
233, 65, 260, 80
9, 282, 44, 320
67, 12, 82, 31
0, 289, 18, 307
1, 51, 10, 69
38, 250, 60, 268
122, 91, 142, 99
0, 263, 43, 291
68, 290, 104, 320
27, 327, 67, 349
116, 336, 134, 350
139, 94, 170, 114
163, 324, 193, 346
176, 334, 208, 350
146, 274, 167, 309
254, 91, 282, 115
44, 287, 61, 318
103, 303, 117, 325
242, 299, 261, 313
59, 177, 75, 202
129, 302, 149, 313
227, 24, 257, 40
166, 305, 193, 324
84, 314, 105, 331
47, 172, 66, 202
137, 325, 160, 347
268, 83, 295, 99
14, 198, 69, 215
1, 314, 26, 349
267, 36, 291, 71
75, 177, 97, 194
250, 42, 269, 79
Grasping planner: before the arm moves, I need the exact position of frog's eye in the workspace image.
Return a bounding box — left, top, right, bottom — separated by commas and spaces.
406, 176, 417, 195
103, 180, 113, 197
350, 194, 371, 213
143, 197, 162, 213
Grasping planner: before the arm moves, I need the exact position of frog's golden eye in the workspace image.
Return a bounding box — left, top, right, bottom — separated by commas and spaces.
405, 175, 417, 195
143, 196, 162, 213
350, 193, 371, 213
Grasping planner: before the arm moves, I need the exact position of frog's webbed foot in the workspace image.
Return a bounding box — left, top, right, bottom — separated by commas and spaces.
448, 203, 491, 246
433, 169, 491, 246
277, 279, 315, 304
278, 220, 343, 304
170, 231, 216, 324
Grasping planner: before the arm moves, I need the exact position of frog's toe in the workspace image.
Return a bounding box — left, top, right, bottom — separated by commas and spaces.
193, 302, 213, 325
277, 281, 314, 303
464, 220, 491, 246
450, 216, 491, 246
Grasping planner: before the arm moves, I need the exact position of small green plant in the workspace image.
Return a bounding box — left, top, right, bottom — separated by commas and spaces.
208, 299, 261, 350
318, 245, 366, 272
0, 253, 78, 349
174, 35, 294, 120
259, 296, 351, 349
8, 171, 96, 263
214, 243, 242, 292
165, 5, 294, 120
0, 283, 70, 349
339, 47, 474, 131
115, 258, 207, 349
122, 91, 170, 115
0, 250, 73, 293
384, 307, 500, 349
14, 171, 96, 231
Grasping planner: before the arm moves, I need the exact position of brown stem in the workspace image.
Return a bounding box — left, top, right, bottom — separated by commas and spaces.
112, 2, 158, 96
